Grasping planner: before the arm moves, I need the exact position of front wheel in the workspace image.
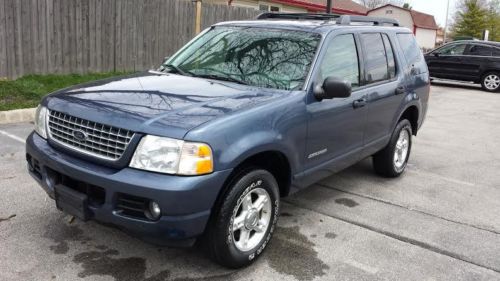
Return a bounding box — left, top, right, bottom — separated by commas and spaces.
205, 169, 280, 268
373, 119, 412, 177
481, 72, 500, 92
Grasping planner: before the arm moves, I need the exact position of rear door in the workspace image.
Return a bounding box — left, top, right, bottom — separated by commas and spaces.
465, 44, 499, 81
358, 32, 405, 156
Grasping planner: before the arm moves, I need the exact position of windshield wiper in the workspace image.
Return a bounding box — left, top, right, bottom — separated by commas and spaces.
193, 74, 248, 85
161, 64, 192, 76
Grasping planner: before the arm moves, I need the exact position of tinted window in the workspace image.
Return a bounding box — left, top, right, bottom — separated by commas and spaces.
319, 34, 360, 88
397, 33, 423, 64
167, 27, 320, 90
382, 34, 396, 79
468, 44, 494, 56
437, 44, 467, 55
360, 33, 389, 83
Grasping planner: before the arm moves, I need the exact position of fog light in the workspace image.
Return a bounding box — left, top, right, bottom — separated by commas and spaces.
148, 201, 161, 220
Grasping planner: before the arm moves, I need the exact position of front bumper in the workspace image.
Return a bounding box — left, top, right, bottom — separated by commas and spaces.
26, 132, 232, 246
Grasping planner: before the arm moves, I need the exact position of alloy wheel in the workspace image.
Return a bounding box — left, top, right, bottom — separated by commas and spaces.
231, 187, 272, 252
484, 74, 500, 91
393, 129, 410, 169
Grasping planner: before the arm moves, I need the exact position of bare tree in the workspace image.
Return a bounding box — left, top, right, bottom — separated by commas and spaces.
356, 0, 404, 9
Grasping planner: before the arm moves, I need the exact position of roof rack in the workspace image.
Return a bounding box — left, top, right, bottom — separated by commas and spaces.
338, 15, 399, 26
256, 13, 341, 20
256, 13, 400, 27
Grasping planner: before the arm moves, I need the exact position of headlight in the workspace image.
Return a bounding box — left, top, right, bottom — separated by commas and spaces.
34, 105, 48, 139
129, 135, 213, 175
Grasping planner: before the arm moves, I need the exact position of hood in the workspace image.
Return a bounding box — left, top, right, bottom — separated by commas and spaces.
45, 71, 287, 139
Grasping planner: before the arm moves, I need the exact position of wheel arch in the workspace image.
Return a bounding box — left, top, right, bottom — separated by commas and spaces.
398, 105, 419, 135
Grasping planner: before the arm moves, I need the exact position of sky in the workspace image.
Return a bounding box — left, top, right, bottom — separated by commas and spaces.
406, 0, 458, 27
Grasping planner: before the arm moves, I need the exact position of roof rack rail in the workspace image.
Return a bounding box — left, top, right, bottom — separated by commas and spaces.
338, 15, 399, 26
256, 13, 400, 27
256, 13, 341, 20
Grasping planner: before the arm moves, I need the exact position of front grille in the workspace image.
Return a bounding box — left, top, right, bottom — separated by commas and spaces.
47, 110, 134, 161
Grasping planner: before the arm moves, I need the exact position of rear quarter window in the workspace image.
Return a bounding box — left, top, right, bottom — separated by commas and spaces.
396, 33, 424, 65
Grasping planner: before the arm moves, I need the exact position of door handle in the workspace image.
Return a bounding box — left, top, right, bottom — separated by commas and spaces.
395, 86, 405, 95
353, 98, 366, 109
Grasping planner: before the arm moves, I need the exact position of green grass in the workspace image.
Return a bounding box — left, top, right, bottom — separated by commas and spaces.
0, 72, 132, 111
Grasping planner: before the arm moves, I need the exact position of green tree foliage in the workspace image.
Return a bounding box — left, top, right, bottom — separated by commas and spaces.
485, 0, 500, 41
451, 0, 500, 41
402, 3, 412, 9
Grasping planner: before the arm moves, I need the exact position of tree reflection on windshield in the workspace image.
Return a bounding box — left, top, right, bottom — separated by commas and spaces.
167, 27, 320, 90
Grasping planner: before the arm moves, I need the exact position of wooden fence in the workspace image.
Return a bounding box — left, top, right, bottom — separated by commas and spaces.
0, 0, 260, 79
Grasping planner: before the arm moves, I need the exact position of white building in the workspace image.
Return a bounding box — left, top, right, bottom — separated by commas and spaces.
367, 4, 438, 49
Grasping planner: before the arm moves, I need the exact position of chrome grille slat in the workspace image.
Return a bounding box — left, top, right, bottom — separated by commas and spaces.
47, 110, 134, 161
49, 113, 133, 139
49, 127, 122, 157
48, 120, 128, 146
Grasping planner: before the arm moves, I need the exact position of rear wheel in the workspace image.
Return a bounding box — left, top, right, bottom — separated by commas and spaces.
481, 72, 500, 92
373, 119, 412, 177
205, 169, 280, 268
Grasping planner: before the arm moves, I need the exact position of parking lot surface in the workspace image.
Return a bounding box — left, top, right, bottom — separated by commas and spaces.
1, 82, 499, 281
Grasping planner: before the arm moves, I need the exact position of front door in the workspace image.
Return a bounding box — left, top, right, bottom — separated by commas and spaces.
426, 43, 467, 79
302, 33, 366, 185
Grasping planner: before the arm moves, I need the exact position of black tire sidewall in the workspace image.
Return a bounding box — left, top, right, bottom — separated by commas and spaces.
481, 72, 500, 92
210, 169, 280, 268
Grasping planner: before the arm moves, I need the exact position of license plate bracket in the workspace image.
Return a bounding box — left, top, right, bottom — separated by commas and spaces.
54, 184, 90, 221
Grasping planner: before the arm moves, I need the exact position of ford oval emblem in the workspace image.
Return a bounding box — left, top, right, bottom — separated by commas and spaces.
72, 130, 87, 142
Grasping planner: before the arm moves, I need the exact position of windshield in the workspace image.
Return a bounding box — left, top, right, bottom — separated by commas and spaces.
162, 26, 321, 90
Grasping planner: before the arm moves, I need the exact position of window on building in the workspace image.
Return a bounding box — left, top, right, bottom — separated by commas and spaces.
386, 10, 393, 14
259, 3, 280, 12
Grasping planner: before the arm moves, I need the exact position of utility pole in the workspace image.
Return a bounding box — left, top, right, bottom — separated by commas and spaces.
443, 0, 450, 43
195, 0, 202, 34
326, 0, 332, 14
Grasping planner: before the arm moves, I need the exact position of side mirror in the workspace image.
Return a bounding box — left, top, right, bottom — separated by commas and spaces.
314, 76, 352, 101
433, 52, 440, 57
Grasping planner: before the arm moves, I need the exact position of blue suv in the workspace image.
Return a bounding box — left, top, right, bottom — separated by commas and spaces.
26, 13, 429, 268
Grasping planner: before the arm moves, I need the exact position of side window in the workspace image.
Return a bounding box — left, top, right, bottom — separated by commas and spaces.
468, 45, 493, 56
319, 34, 360, 88
360, 33, 388, 83
397, 33, 423, 64
437, 44, 467, 55
382, 34, 396, 79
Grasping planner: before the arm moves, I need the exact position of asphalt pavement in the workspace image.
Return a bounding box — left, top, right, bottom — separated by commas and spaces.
1, 82, 499, 281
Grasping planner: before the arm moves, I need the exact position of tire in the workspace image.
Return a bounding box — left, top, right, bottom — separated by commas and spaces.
205, 169, 280, 268
372, 119, 412, 177
481, 72, 500, 92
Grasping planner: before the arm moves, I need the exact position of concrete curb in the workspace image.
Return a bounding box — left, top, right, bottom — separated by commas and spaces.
0, 108, 36, 124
